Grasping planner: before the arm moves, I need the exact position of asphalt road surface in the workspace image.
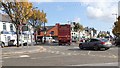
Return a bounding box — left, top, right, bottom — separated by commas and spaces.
1, 43, 119, 66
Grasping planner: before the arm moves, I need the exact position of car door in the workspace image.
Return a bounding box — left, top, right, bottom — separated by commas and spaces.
89, 39, 99, 48
82, 39, 90, 48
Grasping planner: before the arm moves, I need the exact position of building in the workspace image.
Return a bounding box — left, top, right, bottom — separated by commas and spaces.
0, 13, 34, 46
37, 24, 59, 42
70, 22, 79, 42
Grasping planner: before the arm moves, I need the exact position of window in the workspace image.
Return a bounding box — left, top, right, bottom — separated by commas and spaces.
3, 23, 6, 30
24, 35, 29, 40
22, 26, 28, 31
10, 24, 13, 31
90, 39, 99, 42
50, 31, 54, 35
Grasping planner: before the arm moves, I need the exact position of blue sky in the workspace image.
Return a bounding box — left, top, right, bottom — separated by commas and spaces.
31, 1, 118, 35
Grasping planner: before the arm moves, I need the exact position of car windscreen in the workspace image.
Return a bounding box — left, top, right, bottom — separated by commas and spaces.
100, 39, 108, 42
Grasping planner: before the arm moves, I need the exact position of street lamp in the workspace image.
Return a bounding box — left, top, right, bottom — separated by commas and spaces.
32, 7, 38, 44
44, 22, 46, 44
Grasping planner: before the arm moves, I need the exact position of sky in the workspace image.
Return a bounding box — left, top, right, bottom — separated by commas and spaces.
15, 0, 120, 35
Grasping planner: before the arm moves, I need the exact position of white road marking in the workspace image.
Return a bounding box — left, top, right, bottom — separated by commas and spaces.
55, 51, 60, 54
67, 53, 72, 55
88, 51, 91, 55
61, 52, 65, 55
31, 55, 69, 59
51, 51, 55, 53
80, 54, 86, 56
19, 55, 30, 58
3, 57, 10, 59
70, 62, 118, 66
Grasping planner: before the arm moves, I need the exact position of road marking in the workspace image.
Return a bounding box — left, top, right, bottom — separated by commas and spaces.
49, 47, 52, 48
70, 62, 118, 66
51, 51, 55, 53
61, 52, 65, 55
55, 51, 60, 54
19, 55, 30, 58
67, 53, 71, 55
31, 55, 69, 59
105, 51, 118, 58
3, 57, 10, 59
88, 51, 91, 55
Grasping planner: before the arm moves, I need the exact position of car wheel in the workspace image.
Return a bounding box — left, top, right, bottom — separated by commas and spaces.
105, 48, 110, 50
23, 43, 27, 46
94, 46, 99, 51
79, 46, 83, 49
1, 43, 5, 48
79, 44, 83, 49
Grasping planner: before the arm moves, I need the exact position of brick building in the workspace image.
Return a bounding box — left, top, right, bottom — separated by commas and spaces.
36, 24, 59, 42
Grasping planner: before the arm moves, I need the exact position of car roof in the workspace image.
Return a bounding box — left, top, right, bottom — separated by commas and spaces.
90, 38, 107, 40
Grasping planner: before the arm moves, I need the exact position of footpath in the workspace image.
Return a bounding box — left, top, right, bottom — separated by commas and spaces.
1, 46, 46, 55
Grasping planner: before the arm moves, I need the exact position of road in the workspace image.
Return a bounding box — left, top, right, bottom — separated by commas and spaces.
1, 43, 119, 66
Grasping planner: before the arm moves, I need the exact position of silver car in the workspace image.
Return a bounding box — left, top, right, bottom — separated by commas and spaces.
79, 38, 112, 50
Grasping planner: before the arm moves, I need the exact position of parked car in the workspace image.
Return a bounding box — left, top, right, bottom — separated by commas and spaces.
8, 39, 29, 46
79, 38, 112, 50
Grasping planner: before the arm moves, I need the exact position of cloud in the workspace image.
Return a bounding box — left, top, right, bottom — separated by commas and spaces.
81, 0, 118, 23
74, 17, 81, 23
56, 6, 64, 11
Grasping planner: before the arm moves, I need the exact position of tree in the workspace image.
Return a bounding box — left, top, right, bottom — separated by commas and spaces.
0, 0, 33, 47
73, 23, 84, 32
112, 16, 120, 37
29, 9, 47, 44
73, 22, 84, 41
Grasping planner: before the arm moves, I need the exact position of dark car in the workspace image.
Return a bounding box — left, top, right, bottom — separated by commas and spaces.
79, 38, 112, 50
114, 37, 120, 46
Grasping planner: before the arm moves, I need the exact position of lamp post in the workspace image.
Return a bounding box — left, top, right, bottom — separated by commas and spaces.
44, 22, 46, 44
32, 7, 38, 44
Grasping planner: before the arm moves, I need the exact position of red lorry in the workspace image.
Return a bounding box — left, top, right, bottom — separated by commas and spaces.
57, 24, 71, 45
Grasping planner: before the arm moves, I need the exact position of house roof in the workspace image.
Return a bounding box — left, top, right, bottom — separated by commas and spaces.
40, 26, 55, 32
0, 13, 11, 22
